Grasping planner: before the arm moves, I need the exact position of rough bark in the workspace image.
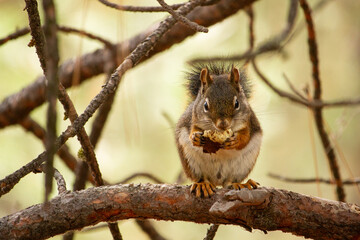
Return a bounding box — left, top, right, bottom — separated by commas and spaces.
0, 184, 359, 240
0, 0, 256, 128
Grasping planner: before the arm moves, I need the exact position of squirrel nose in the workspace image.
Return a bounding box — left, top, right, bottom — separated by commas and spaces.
215, 119, 230, 131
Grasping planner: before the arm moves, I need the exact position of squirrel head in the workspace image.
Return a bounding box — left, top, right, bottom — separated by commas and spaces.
193, 66, 251, 132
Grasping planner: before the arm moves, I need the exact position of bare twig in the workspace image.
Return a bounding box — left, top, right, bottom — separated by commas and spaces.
57, 25, 113, 48
135, 220, 167, 240
97, 0, 220, 13
0, 151, 47, 196
42, 0, 60, 202
283, 73, 307, 101
299, 0, 345, 202
0, 27, 30, 46
156, 0, 208, 33
117, 172, 164, 184
98, 0, 183, 12
35, 164, 67, 195
0, 25, 113, 48
269, 173, 360, 185
203, 224, 219, 240
244, 5, 254, 65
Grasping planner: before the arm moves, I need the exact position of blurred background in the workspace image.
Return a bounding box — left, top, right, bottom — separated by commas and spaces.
0, 0, 359, 239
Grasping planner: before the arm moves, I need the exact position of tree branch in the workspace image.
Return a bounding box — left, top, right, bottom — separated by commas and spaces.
0, 184, 359, 240
0, 27, 30, 46
269, 173, 360, 185
299, 0, 345, 202
97, 0, 220, 13
156, 0, 208, 33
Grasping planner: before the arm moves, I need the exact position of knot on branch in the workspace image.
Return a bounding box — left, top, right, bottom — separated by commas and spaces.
209, 188, 270, 216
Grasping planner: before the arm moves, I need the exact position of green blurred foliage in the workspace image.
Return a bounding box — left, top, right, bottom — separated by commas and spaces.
0, 0, 359, 239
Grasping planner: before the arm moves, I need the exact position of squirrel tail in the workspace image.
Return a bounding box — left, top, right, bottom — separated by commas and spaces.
185, 62, 251, 100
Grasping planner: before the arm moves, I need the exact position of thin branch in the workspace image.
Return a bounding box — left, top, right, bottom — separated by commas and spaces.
269, 173, 360, 185
203, 224, 219, 240
1, 184, 359, 240
98, 0, 183, 12
135, 220, 167, 240
156, 0, 208, 33
89, 49, 118, 147
57, 25, 114, 47
35, 164, 67, 195
117, 172, 164, 184
42, 0, 60, 202
0, 25, 113, 48
244, 5, 254, 65
0, 27, 30, 46
299, 0, 345, 202
283, 73, 307, 101
97, 0, 220, 13
0, 151, 47, 197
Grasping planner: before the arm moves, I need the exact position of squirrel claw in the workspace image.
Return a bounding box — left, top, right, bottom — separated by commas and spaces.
228, 179, 259, 190
191, 132, 205, 147
190, 181, 216, 198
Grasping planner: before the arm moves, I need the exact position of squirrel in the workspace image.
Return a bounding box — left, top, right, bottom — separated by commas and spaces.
175, 62, 262, 198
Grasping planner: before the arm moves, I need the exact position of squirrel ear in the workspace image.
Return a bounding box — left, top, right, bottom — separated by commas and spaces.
230, 66, 240, 84
200, 68, 212, 87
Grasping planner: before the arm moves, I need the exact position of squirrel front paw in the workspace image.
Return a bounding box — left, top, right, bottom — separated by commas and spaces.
222, 132, 238, 149
191, 132, 205, 147
222, 130, 250, 150
190, 181, 216, 198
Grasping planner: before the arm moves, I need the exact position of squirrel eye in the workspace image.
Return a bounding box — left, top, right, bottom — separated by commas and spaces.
204, 100, 209, 112
234, 98, 240, 110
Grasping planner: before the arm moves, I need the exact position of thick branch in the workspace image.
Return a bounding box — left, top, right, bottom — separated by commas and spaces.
0, 184, 359, 240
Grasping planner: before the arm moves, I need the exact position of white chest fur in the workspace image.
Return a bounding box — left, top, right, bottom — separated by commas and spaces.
178, 127, 262, 186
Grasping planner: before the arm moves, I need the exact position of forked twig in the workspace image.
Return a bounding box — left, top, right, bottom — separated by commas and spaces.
157, 0, 208, 33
